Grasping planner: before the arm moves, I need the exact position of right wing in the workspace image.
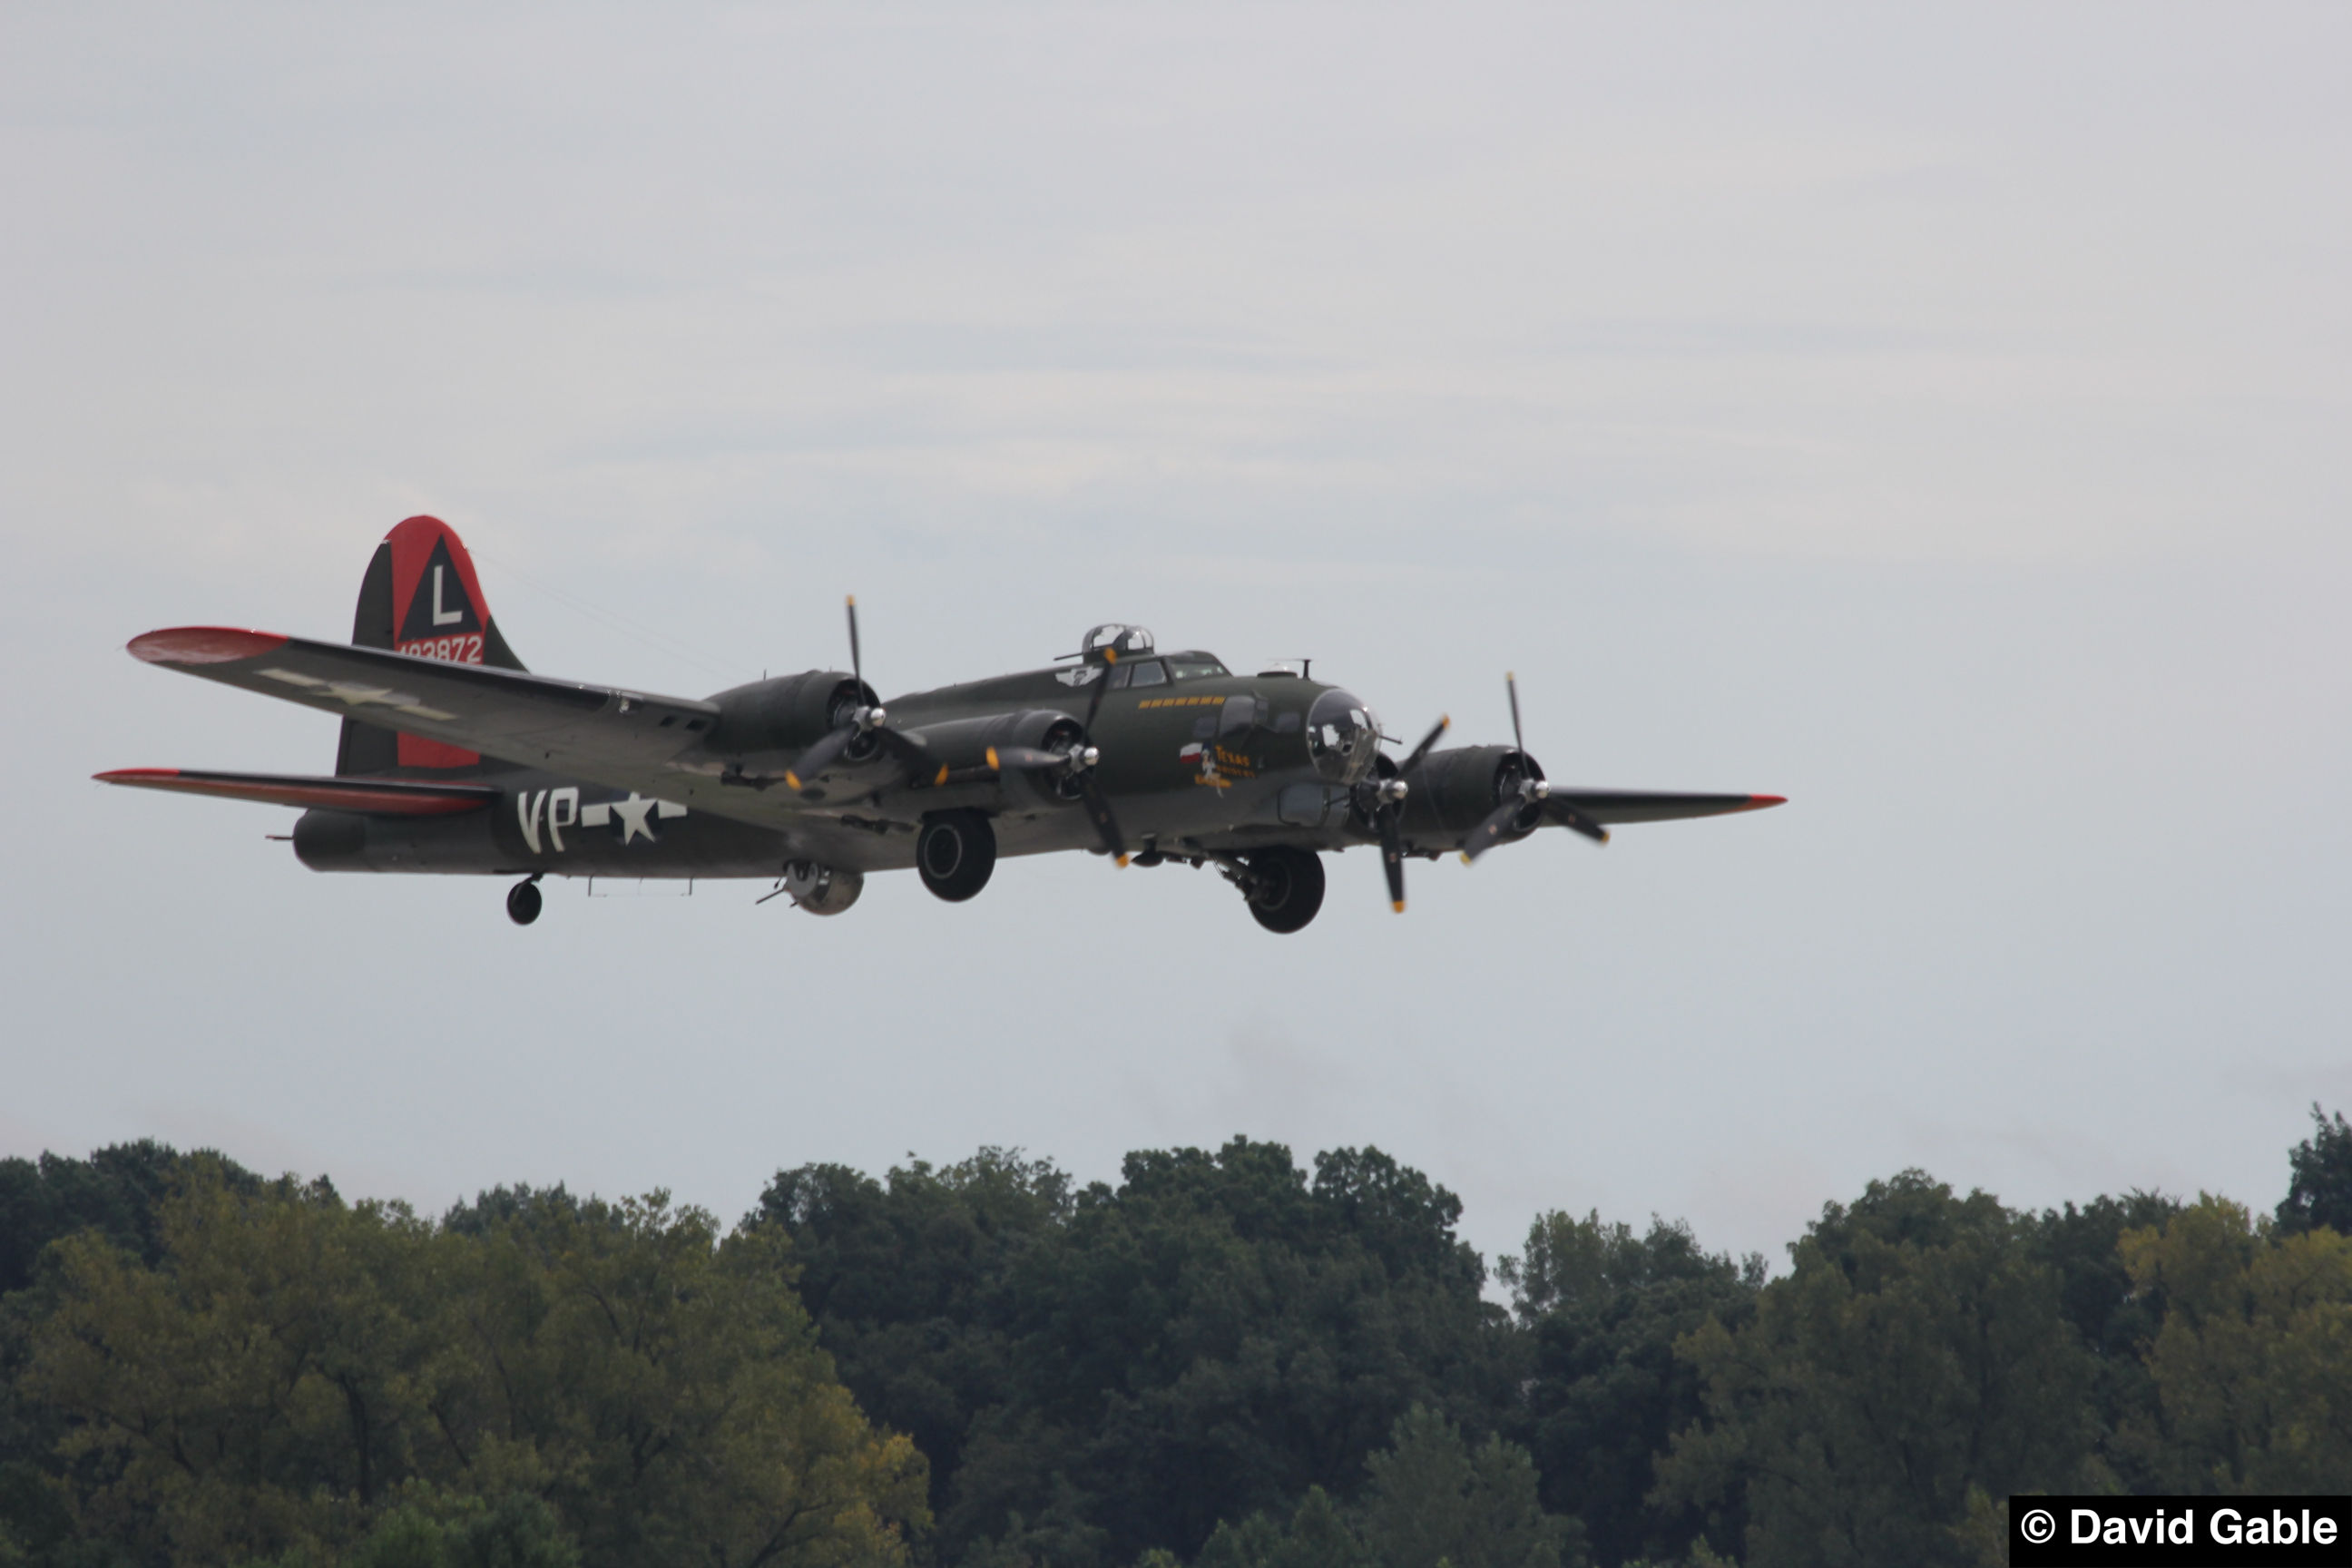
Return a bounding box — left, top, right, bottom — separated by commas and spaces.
1547, 789, 1785, 826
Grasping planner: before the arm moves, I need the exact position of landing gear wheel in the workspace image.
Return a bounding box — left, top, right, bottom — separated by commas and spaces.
917, 810, 998, 903
1244, 847, 1325, 934
506, 879, 543, 926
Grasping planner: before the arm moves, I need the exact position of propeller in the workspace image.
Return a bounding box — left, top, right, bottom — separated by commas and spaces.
782, 597, 926, 790
982, 649, 1131, 865
1460, 672, 1608, 864
1361, 713, 1450, 913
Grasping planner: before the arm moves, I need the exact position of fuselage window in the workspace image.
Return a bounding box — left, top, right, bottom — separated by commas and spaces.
1167, 657, 1227, 681
1125, 660, 1169, 688
1272, 710, 1301, 734
1220, 694, 1258, 738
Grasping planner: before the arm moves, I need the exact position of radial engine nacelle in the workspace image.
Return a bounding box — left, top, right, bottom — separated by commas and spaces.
704, 671, 872, 767
1396, 745, 1544, 840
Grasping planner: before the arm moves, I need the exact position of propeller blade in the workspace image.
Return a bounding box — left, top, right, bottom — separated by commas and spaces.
1505, 672, 1525, 757
1377, 809, 1407, 913
782, 725, 855, 791
1396, 714, 1450, 776
1074, 771, 1129, 867
845, 595, 863, 691
985, 745, 1065, 772
1459, 799, 1531, 864
1083, 658, 1115, 734
1543, 798, 1611, 845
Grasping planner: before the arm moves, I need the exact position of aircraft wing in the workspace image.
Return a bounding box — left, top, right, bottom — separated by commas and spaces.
1548, 789, 1785, 826
95, 767, 498, 816
119, 626, 772, 819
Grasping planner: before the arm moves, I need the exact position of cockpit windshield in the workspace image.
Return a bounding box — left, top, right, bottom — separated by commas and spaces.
1166, 655, 1228, 681
1306, 689, 1380, 783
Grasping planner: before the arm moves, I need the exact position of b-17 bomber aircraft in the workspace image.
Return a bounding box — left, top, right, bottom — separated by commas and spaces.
99, 516, 1783, 933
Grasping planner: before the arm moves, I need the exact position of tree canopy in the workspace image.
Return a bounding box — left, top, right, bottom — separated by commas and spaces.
3, 1112, 2347, 1568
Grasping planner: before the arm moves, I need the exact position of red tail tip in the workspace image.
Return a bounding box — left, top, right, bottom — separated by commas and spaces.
127, 628, 288, 665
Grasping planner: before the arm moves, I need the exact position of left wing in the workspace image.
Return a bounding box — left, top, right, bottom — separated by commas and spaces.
120, 626, 785, 822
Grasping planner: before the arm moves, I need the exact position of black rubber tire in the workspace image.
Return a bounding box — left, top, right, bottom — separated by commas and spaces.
506, 880, 543, 926
917, 811, 998, 903
1244, 847, 1325, 934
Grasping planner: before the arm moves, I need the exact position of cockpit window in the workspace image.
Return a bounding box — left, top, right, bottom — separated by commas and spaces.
1124, 660, 1168, 688
1306, 690, 1379, 782
1166, 656, 1228, 681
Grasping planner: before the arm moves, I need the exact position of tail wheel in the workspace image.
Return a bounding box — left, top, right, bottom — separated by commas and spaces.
917, 810, 998, 903
1243, 847, 1325, 934
506, 879, 543, 926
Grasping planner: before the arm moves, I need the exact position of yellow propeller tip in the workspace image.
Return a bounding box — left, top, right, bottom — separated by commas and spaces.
1391, 900, 1406, 914
1458, 852, 1474, 866
934, 766, 949, 787
784, 773, 802, 790
845, 594, 856, 607
1115, 853, 1130, 867
985, 747, 999, 769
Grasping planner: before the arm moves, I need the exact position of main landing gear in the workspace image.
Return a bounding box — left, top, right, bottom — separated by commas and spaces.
917, 810, 997, 903
1238, 847, 1325, 935
506, 876, 543, 926
1133, 843, 1328, 934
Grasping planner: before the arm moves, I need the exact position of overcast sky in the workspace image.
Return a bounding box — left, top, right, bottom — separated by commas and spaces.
5, 3, 2347, 1269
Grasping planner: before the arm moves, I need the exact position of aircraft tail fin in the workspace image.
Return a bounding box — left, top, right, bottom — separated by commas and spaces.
337, 515, 528, 776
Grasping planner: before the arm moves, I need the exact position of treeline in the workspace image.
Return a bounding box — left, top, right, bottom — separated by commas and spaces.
2, 1112, 2348, 1568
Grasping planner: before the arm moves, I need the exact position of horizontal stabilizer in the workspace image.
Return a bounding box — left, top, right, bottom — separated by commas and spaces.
1548, 789, 1785, 826
94, 768, 498, 817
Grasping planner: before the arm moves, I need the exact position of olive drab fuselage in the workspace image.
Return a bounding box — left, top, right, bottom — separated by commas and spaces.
290, 655, 1401, 880
104, 517, 1784, 931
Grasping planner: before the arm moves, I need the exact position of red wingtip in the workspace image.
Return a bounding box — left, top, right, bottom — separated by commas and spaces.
93, 768, 180, 784
1738, 795, 1788, 811
127, 627, 288, 665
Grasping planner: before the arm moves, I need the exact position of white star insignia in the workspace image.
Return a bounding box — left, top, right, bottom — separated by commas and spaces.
609, 792, 659, 844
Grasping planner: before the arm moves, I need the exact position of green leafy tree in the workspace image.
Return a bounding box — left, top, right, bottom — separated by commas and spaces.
1356, 1406, 1578, 1568
1657, 1171, 2097, 1568
1498, 1212, 1759, 1566
2117, 1196, 2352, 1493
26, 1161, 446, 1562
338, 1489, 579, 1568
0, 1142, 266, 1298
1192, 1487, 1367, 1568
2278, 1105, 2352, 1236
758, 1140, 1507, 1566
2025, 1191, 2180, 1490
457, 1193, 929, 1568
754, 1148, 1069, 1522
21, 1165, 927, 1568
